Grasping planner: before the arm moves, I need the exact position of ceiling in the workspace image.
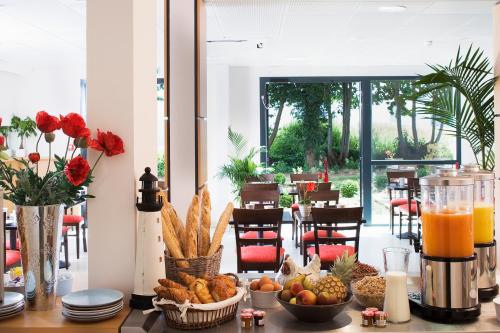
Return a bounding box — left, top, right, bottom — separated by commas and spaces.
206, 0, 497, 67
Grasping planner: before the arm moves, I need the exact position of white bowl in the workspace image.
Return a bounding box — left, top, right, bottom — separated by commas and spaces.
493, 297, 500, 322
250, 289, 281, 309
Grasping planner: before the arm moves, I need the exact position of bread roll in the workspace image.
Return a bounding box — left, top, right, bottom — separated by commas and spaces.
198, 189, 212, 256
184, 195, 200, 258
207, 202, 234, 256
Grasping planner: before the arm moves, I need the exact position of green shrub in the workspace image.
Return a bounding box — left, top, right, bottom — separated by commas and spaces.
417, 166, 430, 178
279, 194, 293, 208
345, 158, 359, 170
340, 180, 359, 198
274, 173, 286, 185
269, 122, 305, 171
157, 154, 165, 178
373, 174, 387, 191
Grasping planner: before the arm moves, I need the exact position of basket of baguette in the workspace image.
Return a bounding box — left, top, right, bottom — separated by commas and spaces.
153, 272, 244, 330
159, 190, 234, 284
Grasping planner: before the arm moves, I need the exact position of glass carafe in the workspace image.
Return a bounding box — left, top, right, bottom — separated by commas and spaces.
460, 164, 495, 244
383, 247, 410, 323
420, 175, 474, 258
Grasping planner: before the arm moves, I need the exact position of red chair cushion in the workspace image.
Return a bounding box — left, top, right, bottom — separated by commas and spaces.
302, 230, 345, 241
63, 215, 84, 224
291, 203, 300, 212
62, 226, 70, 235
391, 198, 416, 206
241, 231, 284, 241
5, 239, 20, 250
241, 246, 285, 264
307, 245, 355, 262
6, 250, 21, 266
399, 204, 417, 214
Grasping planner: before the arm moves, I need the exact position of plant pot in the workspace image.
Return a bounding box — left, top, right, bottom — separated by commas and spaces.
299, 204, 311, 217
16, 204, 64, 310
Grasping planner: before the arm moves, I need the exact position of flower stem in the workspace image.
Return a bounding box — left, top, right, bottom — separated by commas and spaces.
35, 133, 42, 175
31, 170, 63, 205
64, 136, 70, 160
46, 143, 51, 176
91, 152, 104, 175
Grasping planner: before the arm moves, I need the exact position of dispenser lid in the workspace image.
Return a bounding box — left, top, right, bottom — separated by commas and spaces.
420, 174, 474, 186
459, 163, 495, 180
435, 167, 458, 177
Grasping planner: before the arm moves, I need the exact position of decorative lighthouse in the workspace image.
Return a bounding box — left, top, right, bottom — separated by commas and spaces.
130, 167, 165, 310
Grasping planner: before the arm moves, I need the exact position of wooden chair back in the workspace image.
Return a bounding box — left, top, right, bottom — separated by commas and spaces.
317, 182, 332, 191
311, 207, 364, 260
290, 173, 318, 183
386, 170, 416, 184
240, 189, 280, 208
242, 183, 279, 191
233, 208, 284, 272
310, 190, 340, 207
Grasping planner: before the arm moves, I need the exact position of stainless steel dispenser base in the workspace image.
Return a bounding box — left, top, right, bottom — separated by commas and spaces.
475, 241, 498, 301
409, 292, 481, 323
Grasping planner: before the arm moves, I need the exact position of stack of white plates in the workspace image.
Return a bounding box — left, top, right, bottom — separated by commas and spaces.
61, 288, 124, 322
0, 292, 24, 320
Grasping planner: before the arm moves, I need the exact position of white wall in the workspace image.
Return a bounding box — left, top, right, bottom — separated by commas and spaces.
0, 65, 84, 158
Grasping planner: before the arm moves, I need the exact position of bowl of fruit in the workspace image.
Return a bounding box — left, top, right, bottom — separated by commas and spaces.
249, 275, 282, 309
276, 275, 352, 323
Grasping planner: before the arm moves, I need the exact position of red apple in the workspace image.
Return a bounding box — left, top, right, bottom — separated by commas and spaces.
290, 282, 304, 296
296, 290, 317, 305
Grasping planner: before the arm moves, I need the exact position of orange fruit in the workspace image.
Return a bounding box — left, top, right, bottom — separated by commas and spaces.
273, 281, 281, 291
260, 283, 275, 292
259, 275, 272, 288
250, 280, 260, 291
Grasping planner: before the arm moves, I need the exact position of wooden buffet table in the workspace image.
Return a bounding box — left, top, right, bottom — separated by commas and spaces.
0, 297, 130, 333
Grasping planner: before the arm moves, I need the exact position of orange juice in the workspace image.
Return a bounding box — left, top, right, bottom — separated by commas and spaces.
422, 210, 474, 258
473, 204, 494, 244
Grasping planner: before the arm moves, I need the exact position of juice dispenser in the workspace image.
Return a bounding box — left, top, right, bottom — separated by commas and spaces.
460, 163, 497, 300
410, 173, 480, 321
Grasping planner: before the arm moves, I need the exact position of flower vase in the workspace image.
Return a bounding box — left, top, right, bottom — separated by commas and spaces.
16, 204, 64, 310
299, 204, 312, 217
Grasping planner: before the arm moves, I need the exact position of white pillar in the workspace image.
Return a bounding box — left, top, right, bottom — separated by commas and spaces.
493, 4, 500, 260
86, 0, 157, 294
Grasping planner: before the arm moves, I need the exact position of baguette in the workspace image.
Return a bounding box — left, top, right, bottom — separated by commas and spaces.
184, 195, 200, 258
161, 209, 189, 268
158, 191, 186, 250
207, 202, 234, 256
198, 189, 212, 256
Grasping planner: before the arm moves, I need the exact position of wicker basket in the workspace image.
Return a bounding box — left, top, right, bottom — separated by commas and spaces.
164, 246, 223, 283
158, 276, 244, 330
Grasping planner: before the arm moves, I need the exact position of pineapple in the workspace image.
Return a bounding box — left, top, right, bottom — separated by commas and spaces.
330, 251, 357, 286
312, 276, 348, 302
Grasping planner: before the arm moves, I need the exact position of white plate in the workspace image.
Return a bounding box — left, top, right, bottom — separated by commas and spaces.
0, 292, 24, 308
62, 308, 122, 321
0, 301, 24, 314
62, 299, 122, 311
62, 289, 123, 308
0, 306, 24, 320
63, 302, 123, 316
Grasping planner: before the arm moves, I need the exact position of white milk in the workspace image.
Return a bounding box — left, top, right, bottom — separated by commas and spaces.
383, 271, 411, 323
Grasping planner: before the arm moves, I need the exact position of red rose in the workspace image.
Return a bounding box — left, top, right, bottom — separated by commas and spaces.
28, 152, 40, 163
0, 136, 4, 146
306, 182, 316, 192
60, 113, 87, 138
36, 111, 60, 133
90, 129, 125, 157
64, 156, 90, 186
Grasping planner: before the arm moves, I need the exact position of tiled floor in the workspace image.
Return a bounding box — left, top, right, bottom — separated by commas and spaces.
63, 223, 419, 292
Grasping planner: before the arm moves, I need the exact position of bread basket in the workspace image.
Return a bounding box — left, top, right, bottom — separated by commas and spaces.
155, 274, 244, 330
164, 246, 223, 284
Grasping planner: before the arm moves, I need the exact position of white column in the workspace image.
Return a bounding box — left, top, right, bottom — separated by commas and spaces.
86, 0, 157, 294
493, 4, 500, 259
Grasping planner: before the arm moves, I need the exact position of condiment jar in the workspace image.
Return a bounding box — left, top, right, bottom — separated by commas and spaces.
361, 310, 374, 327
240, 312, 253, 329
253, 310, 266, 326
375, 311, 387, 328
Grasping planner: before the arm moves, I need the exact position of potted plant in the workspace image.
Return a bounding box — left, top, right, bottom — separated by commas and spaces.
10, 115, 37, 157
218, 127, 263, 200
0, 111, 124, 310
413, 45, 495, 170
0, 117, 11, 160
297, 181, 317, 217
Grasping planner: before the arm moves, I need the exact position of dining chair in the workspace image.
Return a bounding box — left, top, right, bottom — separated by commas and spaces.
317, 182, 332, 191
233, 208, 284, 273
242, 183, 279, 191
63, 213, 85, 259
290, 173, 318, 183
399, 177, 420, 244
310, 190, 340, 207
240, 189, 280, 209
305, 207, 363, 269
386, 170, 416, 234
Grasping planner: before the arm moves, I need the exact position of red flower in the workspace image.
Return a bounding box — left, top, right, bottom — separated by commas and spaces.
90, 129, 125, 157
36, 111, 60, 133
28, 152, 40, 163
306, 182, 316, 192
64, 156, 90, 186
0, 136, 4, 146
60, 113, 87, 138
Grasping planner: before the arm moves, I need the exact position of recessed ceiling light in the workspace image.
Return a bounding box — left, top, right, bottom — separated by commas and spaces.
378, 5, 407, 13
